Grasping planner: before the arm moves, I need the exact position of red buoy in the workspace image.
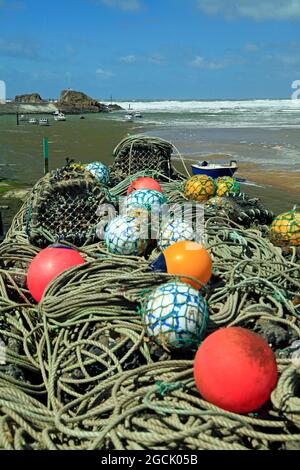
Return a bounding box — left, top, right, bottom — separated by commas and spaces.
194, 327, 278, 414
27, 247, 85, 302
127, 177, 163, 196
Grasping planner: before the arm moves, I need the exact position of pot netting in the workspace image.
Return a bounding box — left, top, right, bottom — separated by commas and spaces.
110, 135, 183, 185
25, 165, 109, 248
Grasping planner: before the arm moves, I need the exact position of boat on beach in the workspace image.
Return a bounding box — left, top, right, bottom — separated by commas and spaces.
124, 108, 143, 121
192, 160, 238, 179
54, 112, 66, 121
39, 118, 50, 126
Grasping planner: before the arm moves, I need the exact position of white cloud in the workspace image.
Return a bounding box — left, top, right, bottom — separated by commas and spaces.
245, 43, 260, 52
96, 68, 114, 79
265, 53, 300, 66
148, 53, 165, 64
119, 54, 137, 63
97, 0, 143, 11
196, 0, 300, 21
191, 55, 228, 70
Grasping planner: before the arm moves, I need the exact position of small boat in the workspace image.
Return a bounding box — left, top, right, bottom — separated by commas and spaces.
19, 114, 26, 121
39, 118, 50, 126
29, 118, 38, 125
125, 113, 134, 121
125, 111, 143, 121
54, 112, 66, 121
80, 115, 85, 120
192, 160, 238, 179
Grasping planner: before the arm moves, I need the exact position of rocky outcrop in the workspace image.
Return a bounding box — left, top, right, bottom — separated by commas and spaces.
57, 90, 123, 114
0, 90, 124, 115
14, 93, 44, 104
107, 103, 123, 111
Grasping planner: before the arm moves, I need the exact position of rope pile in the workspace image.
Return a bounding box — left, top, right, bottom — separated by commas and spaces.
0, 155, 299, 450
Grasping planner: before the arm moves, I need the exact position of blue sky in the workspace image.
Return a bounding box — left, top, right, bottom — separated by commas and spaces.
1, 0, 300, 99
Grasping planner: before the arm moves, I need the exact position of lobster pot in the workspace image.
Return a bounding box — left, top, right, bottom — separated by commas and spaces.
26, 166, 108, 248
110, 136, 177, 185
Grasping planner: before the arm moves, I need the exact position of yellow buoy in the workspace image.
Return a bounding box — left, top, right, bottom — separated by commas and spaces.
216, 176, 240, 197
270, 209, 300, 246
184, 175, 216, 202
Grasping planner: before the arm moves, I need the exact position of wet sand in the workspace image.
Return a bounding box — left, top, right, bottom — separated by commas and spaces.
0, 114, 132, 185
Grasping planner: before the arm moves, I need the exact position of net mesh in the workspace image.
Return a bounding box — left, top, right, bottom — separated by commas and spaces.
184, 175, 216, 202
104, 215, 149, 256
141, 282, 208, 351
270, 210, 300, 247
216, 176, 241, 197
110, 135, 182, 184
205, 193, 275, 227
26, 163, 109, 248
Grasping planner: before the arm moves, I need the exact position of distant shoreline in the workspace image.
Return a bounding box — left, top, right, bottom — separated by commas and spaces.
0, 102, 58, 115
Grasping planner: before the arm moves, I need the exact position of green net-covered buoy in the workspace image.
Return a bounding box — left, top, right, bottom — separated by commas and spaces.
270, 209, 300, 247
125, 189, 166, 213
142, 281, 208, 351
216, 177, 240, 197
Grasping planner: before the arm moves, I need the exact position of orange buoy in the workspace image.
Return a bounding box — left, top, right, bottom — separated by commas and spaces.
194, 327, 278, 414
151, 241, 212, 290
127, 177, 163, 196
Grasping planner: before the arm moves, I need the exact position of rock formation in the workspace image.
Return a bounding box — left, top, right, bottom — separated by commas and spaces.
57, 89, 123, 114
14, 93, 44, 104
0, 90, 124, 115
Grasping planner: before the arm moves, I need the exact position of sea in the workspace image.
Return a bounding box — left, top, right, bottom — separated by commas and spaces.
107, 98, 300, 129
106, 98, 300, 173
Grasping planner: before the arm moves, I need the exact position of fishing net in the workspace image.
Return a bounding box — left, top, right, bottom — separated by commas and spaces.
141, 282, 208, 351
25, 164, 109, 249
216, 176, 241, 197
0, 155, 300, 450
104, 215, 149, 256
110, 135, 184, 185
205, 193, 275, 228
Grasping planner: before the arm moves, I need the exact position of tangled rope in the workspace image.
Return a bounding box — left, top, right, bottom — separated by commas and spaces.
0, 165, 299, 450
